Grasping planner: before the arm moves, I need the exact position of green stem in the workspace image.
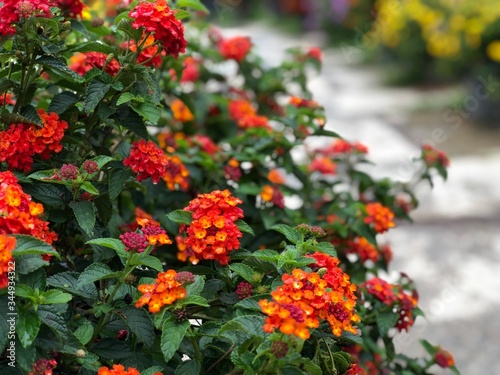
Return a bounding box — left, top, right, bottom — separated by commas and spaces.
205, 344, 234, 375
188, 330, 205, 375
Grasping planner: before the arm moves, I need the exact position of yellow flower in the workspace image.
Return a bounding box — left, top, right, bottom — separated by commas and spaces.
487, 41, 500, 62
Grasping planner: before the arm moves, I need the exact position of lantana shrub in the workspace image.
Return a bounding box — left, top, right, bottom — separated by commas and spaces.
0, 0, 458, 374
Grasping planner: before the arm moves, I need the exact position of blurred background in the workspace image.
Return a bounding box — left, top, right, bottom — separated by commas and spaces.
205, 0, 500, 373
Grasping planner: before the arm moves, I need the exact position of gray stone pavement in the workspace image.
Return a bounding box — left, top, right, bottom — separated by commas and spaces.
222, 23, 500, 374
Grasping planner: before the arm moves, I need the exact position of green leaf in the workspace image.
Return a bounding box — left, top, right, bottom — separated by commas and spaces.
36, 55, 81, 81
20, 104, 42, 126
12, 235, 60, 259
235, 219, 254, 236
420, 339, 436, 355
16, 309, 41, 348
116, 18, 143, 42
74, 322, 94, 345
117, 92, 136, 106
252, 249, 279, 263
186, 275, 204, 296
313, 241, 337, 256
16, 255, 49, 275
142, 367, 167, 375
69, 41, 116, 55
333, 352, 351, 373
133, 255, 163, 272
69, 200, 96, 236
160, 318, 190, 362
229, 263, 259, 284
183, 295, 209, 307
113, 105, 148, 139
76, 263, 118, 288
175, 360, 201, 375
177, 0, 209, 13
120, 306, 155, 348
37, 304, 70, 340
108, 167, 131, 199
91, 339, 133, 360
166, 210, 193, 225
80, 181, 100, 196
48, 91, 79, 114
46, 272, 98, 299
84, 79, 111, 114
87, 238, 128, 259
15, 284, 34, 299
376, 311, 399, 336
131, 100, 161, 124
175, 9, 190, 20
90, 155, 114, 170
0, 301, 10, 353
234, 298, 262, 312
40, 290, 73, 305
271, 224, 302, 244
218, 315, 266, 345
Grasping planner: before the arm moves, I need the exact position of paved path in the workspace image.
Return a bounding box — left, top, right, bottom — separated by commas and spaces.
222, 23, 500, 374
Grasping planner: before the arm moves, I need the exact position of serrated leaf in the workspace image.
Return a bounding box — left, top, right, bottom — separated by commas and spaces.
186, 275, 204, 296
252, 249, 279, 263
175, 9, 190, 20
175, 360, 201, 375
12, 234, 60, 259
271, 224, 302, 244
108, 167, 131, 199
120, 306, 155, 348
90, 155, 114, 170
16, 255, 49, 275
48, 91, 79, 114
183, 295, 209, 307
161, 319, 190, 362
219, 315, 266, 345
166, 210, 193, 225
46, 272, 98, 299
131, 100, 161, 124
234, 298, 262, 312
40, 289, 73, 305
80, 181, 100, 195
37, 305, 70, 340
333, 352, 351, 373
17, 309, 41, 348
314, 242, 337, 257
91, 339, 133, 359
74, 322, 94, 345
87, 238, 128, 259
20, 104, 42, 126
133, 255, 163, 271
229, 263, 258, 284
69, 200, 96, 236
235, 219, 254, 236
36, 55, 81, 81
84, 80, 111, 114
76, 263, 118, 288
116, 92, 136, 106
376, 311, 399, 336
116, 18, 143, 42
113, 104, 148, 139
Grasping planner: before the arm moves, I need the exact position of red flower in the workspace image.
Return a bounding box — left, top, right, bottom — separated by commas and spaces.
125, 34, 165, 68
422, 144, 450, 168
236, 281, 254, 299
69, 52, 120, 76
0, 0, 53, 36
289, 96, 319, 109
346, 237, 379, 263
345, 364, 366, 375
260, 185, 285, 208
29, 358, 57, 375
0, 93, 15, 106
123, 140, 169, 184
0, 235, 15, 289
435, 348, 455, 368
180, 190, 244, 265
364, 202, 395, 233
129, 0, 187, 58
219, 36, 252, 62
307, 47, 322, 62
319, 139, 368, 155
180, 56, 200, 83
308, 156, 336, 175
56, 0, 85, 18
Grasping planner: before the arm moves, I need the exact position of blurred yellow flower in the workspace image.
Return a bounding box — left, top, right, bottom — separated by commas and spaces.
487, 41, 500, 62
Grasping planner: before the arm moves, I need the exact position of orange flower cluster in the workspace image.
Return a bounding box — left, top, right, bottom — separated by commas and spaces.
69, 52, 120, 76
171, 99, 194, 122
181, 190, 244, 265
125, 34, 165, 68
98, 364, 162, 375
0, 109, 68, 172
422, 144, 450, 168
163, 154, 190, 191
218, 36, 252, 62
135, 270, 187, 313
260, 185, 285, 208
260, 253, 359, 339
129, 0, 186, 58
308, 156, 336, 175
363, 277, 419, 332
364, 202, 395, 233
346, 237, 379, 263
124, 140, 169, 184
320, 139, 368, 155
0, 235, 15, 289
0, 171, 57, 246
228, 99, 270, 130
289, 96, 319, 109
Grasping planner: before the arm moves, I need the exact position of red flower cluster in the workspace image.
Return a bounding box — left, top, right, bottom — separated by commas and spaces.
289, 96, 319, 109
163, 154, 190, 191
0, 109, 68, 172
56, 0, 85, 18
0, 93, 15, 105
124, 140, 169, 184
345, 364, 366, 375
308, 156, 336, 175
180, 56, 200, 83
346, 237, 379, 263
260, 253, 359, 339
228, 99, 270, 130
421, 144, 450, 168
0, 171, 58, 246
29, 358, 57, 375
129, 0, 187, 58
236, 281, 254, 299
319, 139, 368, 155
219, 36, 252, 62
69, 52, 120, 76
98, 364, 163, 375
193, 135, 219, 155
0, 0, 53, 36
180, 190, 244, 265
125, 34, 165, 68
363, 277, 419, 332
135, 269, 189, 313
0, 235, 15, 289
364, 202, 395, 233
224, 158, 242, 182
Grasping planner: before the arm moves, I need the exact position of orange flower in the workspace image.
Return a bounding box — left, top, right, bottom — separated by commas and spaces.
180, 190, 244, 265
0, 171, 57, 247
435, 348, 455, 368
421, 144, 450, 168
69, 52, 120, 76
260, 255, 359, 339
319, 139, 368, 155
308, 156, 336, 175
289, 97, 319, 109
238, 114, 270, 130
135, 270, 187, 313
364, 202, 395, 233
98, 364, 157, 375
267, 169, 285, 184
163, 155, 190, 191
260, 185, 284, 208
126, 34, 165, 68
123, 140, 169, 184
171, 99, 194, 122
0, 235, 16, 289
229, 99, 255, 120
347, 237, 379, 263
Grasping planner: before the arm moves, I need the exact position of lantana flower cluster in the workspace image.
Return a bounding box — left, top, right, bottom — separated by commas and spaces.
180, 190, 244, 265
229, 99, 270, 130
98, 364, 163, 375
135, 270, 193, 313
259, 253, 359, 339
421, 144, 450, 168
218, 36, 252, 62
0, 171, 57, 245
0, 235, 16, 289
364, 202, 396, 233
120, 212, 171, 252
363, 277, 419, 332
129, 0, 186, 58
0, 109, 68, 172
0, 0, 54, 36
69, 52, 120, 76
